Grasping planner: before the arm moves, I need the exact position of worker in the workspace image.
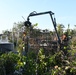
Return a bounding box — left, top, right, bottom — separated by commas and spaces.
61, 33, 69, 55
61, 33, 69, 43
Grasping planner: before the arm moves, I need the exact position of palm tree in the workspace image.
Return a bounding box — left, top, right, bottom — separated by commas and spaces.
57, 24, 65, 36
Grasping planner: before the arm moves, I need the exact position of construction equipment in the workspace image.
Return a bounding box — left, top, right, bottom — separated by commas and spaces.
24, 11, 68, 54
25, 11, 61, 43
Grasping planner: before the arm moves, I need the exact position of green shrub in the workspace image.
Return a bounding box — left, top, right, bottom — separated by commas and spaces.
0, 52, 20, 75
0, 48, 76, 75
71, 36, 76, 47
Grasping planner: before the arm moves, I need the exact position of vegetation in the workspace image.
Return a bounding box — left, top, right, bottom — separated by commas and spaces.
1, 22, 76, 75
0, 47, 76, 75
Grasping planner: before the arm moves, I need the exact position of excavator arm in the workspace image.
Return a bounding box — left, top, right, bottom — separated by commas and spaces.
25, 11, 61, 44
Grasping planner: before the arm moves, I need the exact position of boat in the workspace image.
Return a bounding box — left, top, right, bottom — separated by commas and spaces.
0, 34, 14, 52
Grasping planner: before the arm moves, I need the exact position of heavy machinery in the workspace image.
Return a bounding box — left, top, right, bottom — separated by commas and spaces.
24, 11, 61, 43
24, 11, 68, 54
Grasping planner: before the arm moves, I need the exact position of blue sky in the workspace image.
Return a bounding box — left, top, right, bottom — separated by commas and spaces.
0, 0, 76, 33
